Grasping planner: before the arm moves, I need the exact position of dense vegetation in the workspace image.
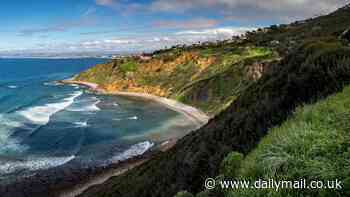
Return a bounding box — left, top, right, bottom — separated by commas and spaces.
79, 5, 350, 197
222, 85, 350, 197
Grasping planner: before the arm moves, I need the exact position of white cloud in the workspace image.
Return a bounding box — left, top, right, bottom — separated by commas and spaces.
153, 18, 220, 29
93, 0, 349, 24
150, 0, 349, 22
103, 39, 136, 44
15, 26, 253, 54
175, 27, 255, 36
95, 0, 115, 6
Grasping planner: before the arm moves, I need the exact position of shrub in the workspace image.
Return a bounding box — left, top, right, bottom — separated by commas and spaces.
220, 152, 244, 177
175, 191, 195, 197
196, 190, 211, 197
119, 61, 138, 73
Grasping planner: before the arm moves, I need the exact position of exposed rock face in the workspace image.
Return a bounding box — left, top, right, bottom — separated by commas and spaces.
247, 62, 266, 80
95, 52, 217, 98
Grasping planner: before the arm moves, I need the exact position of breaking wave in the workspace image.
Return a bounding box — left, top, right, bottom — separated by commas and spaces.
0, 155, 76, 175
66, 97, 101, 112
18, 91, 83, 125
74, 121, 88, 128
111, 141, 154, 162
7, 85, 18, 89
0, 114, 28, 154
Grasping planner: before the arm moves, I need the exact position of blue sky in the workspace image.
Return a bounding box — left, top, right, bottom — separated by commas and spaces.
0, 0, 348, 55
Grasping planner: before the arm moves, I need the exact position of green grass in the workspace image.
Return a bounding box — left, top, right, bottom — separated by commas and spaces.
223, 86, 350, 197
119, 61, 138, 73
75, 63, 115, 84
245, 47, 273, 58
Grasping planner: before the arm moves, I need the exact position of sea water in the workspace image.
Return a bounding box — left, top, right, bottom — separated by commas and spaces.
0, 58, 197, 181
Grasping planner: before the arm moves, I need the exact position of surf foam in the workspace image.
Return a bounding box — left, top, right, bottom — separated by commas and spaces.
111, 141, 154, 162
18, 91, 83, 125
74, 121, 88, 127
7, 85, 18, 89
0, 155, 75, 175
67, 97, 100, 112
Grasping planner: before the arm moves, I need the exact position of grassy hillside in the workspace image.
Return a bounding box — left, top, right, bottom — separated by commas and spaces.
80, 4, 350, 197
220, 85, 350, 197
75, 46, 278, 115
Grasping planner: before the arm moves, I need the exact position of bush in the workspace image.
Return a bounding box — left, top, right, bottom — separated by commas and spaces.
196, 190, 211, 197
220, 152, 244, 177
175, 191, 194, 197
119, 61, 138, 73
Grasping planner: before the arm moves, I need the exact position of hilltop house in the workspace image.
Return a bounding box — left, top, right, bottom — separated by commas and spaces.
139, 54, 152, 60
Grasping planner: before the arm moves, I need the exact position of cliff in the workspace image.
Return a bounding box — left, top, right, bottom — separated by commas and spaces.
77, 4, 350, 197
75, 47, 278, 115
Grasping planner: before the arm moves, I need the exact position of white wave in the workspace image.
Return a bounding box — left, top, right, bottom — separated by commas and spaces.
7, 85, 18, 89
18, 91, 83, 125
0, 114, 28, 154
128, 116, 138, 120
67, 99, 100, 112
113, 116, 138, 121
0, 114, 23, 128
0, 155, 75, 175
111, 141, 154, 162
43, 81, 61, 86
113, 103, 119, 107
0, 114, 22, 143
69, 84, 80, 89
74, 121, 88, 127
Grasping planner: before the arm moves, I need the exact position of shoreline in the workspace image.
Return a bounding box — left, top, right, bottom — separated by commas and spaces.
61, 80, 209, 126
59, 139, 178, 197
57, 79, 209, 197
59, 157, 148, 197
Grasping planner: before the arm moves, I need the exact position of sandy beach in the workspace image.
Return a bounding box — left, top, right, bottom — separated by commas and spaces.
57, 79, 209, 197
61, 80, 209, 126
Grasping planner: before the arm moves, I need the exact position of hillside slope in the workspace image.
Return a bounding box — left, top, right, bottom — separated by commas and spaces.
79, 5, 350, 197
223, 85, 350, 197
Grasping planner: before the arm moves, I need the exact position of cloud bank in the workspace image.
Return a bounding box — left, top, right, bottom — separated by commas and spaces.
5, 27, 254, 55
96, 0, 349, 22
4, 0, 349, 55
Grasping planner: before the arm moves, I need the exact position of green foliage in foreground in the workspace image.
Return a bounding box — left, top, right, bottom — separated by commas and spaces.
175, 190, 211, 197
175, 191, 194, 197
220, 152, 244, 178
223, 86, 350, 197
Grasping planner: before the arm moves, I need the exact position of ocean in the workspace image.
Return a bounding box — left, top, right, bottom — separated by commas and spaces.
0, 58, 197, 182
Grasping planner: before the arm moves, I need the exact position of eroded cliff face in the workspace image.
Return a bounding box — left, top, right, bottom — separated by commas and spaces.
96, 52, 217, 98
76, 47, 277, 115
